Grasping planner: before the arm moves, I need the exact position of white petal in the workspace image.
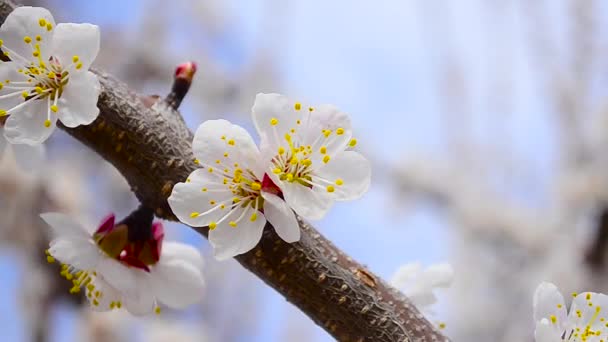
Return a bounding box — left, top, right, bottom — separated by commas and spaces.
422, 263, 454, 288
88, 277, 122, 312
40, 212, 89, 239
51, 23, 100, 71
533, 282, 567, 326
48, 238, 100, 271
315, 151, 371, 201
150, 253, 205, 308
123, 272, 156, 316
568, 291, 608, 331
534, 319, 562, 342
0, 7, 55, 62
11, 142, 45, 171
161, 241, 204, 271
302, 103, 352, 158
57, 71, 100, 127
251, 93, 302, 158
280, 180, 333, 220
192, 119, 263, 177
209, 210, 266, 260
4, 100, 57, 145
0, 62, 30, 111
96, 258, 137, 295
168, 170, 233, 227
261, 191, 300, 243
390, 262, 423, 289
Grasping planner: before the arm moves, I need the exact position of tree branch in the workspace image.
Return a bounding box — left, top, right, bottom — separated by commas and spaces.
0, 2, 449, 341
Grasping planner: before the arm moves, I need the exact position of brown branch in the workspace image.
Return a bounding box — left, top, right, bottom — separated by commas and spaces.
0, 2, 449, 341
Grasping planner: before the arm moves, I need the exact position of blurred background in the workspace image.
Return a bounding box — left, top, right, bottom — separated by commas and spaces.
2, 0, 608, 341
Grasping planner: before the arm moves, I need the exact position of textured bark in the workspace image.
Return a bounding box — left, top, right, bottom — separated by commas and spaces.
0, 2, 449, 341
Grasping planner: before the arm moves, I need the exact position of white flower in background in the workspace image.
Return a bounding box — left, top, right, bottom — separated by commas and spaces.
42, 212, 205, 315
253, 93, 371, 220
168, 119, 300, 260
533, 282, 608, 342
390, 262, 454, 329
0, 7, 100, 145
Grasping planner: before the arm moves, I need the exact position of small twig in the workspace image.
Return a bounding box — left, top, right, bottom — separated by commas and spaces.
164, 61, 197, 110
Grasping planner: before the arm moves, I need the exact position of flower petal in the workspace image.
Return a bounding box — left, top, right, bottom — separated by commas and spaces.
123, 272, 156, 316
161, 241, 204, 271
0, 62, 30, 111
150, 250, 205, 308
315, 151, 370, 201
261, 191, 300, 243
0, 7, 55, 62
48, 238, 100, 270
168, 169, 233, 227
40, 212, 89, 239
280, 180, 333, 220
88, 277, 122, 312
568, 291, 608, 331
423, 263, 454, 288
96, 258, 137, 295
57, 70, 100, 127
4, 99, 57, 145
208, 210, 266, 260
533, 282, 567, 327
252, 93, 302, 157
302, 103, 352, 159
534, 318, 562, 342
51, 23, 100, 71
11, 142, 45, 171
192, 119, 263, 177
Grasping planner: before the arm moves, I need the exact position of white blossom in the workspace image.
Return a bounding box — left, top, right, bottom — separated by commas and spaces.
253, 93, 371, 220
168, 119, 300, 260
0, 7, 101, 145
390, 262, 453, 329
41, 212, 205, 315
533, 282, 608, 342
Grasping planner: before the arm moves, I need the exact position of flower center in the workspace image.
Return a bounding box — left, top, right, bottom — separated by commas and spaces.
0, 18, 83, 127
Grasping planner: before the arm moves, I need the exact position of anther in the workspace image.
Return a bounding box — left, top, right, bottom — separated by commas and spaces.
270, 117, 278, 125
294, 102, 301, 111
326, 185, 335, 193
323, 155, 330, 163
23, 36, 32, 43
44, 119, 51, 128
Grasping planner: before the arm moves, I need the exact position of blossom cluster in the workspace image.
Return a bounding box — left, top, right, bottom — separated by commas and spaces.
0, 6, 373, 317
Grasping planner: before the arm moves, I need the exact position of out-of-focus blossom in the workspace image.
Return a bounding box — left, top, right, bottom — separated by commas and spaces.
42, 212, 205, 315
390, 262, 454, 329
